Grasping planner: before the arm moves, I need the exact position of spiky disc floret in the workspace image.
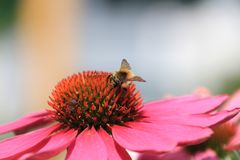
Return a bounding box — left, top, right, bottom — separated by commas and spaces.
48, 71, 143, 133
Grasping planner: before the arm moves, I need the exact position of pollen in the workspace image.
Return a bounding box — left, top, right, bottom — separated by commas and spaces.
48, 71, 143, 133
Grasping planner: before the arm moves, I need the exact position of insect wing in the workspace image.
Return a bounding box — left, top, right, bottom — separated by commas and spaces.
129, 76, 146, 82
120, 59, 131, 70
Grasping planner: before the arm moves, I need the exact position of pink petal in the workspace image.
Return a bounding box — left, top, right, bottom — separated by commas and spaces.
144, 108, 240, 128
222, 90, 240, 123
142, 95, 228, 115
0, 124, 60, 160
24, 110, 50, 118
0, 110, 53, 135
194, 149, 219, 160
138, 148, 192, 160
138, 148, 218, 160
14, 119, 53, 135
159, 149, 192, 160
24, 129, 77, 160
66, 127, 107, 160
125, 122, 212, 145
98, 128, 131, 160
112, 123, 178, 153
223, 90, 240, 110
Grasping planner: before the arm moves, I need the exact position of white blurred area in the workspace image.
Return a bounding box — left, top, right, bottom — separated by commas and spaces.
80, 0, 240, 101
0, 0, 240, 159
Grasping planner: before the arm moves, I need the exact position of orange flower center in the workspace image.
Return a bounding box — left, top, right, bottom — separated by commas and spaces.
48, 71, 143, 133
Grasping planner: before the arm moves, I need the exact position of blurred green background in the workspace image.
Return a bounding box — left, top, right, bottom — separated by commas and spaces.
0, 0, 18, 32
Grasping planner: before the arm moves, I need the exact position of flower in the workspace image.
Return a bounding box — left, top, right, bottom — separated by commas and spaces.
0, 73, 238, 160
137, 88, 240, 160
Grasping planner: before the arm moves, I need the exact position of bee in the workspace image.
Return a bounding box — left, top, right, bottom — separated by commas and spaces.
108, 59, 146, 88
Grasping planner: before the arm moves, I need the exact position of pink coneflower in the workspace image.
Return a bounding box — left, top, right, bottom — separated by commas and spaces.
138, 89, 240, 160
0, 73, 239, 160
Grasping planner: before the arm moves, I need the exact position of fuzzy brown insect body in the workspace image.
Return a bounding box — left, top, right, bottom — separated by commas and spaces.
108, 59, 145, 88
